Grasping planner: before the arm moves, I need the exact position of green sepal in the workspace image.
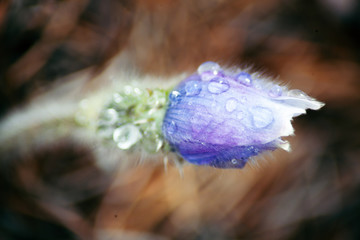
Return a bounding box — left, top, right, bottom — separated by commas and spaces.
97, 85, 172, 154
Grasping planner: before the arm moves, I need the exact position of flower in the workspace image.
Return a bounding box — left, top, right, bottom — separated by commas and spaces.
162, 61, 324, 168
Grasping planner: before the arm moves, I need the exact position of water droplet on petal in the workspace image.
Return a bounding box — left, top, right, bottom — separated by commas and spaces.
269, 85, 283, 97
185, 81, 202, 96
207, 78, 230, 94
231, 159, 238, 164
287, 89, 309, 99
166, 121, 177, 135
197, 61, 221, 75
169, 90, 181, 105
250, 106, 274, 129
235, 72, 252, 86
113, 124, 142, 149
200, 72, 217, 81
225, 98, 238, 112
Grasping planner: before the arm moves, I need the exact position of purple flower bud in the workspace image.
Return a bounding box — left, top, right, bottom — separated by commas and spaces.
162, 62, 324, 168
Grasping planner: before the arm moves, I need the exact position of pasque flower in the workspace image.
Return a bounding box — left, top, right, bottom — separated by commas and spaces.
162, 62, 324, 168
95, 61, 324, 169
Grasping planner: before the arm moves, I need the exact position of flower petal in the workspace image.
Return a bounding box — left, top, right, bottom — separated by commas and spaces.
162, 62, 324, 168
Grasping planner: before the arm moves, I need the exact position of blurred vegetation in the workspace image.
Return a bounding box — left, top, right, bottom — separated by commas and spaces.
0, 0, 360, 239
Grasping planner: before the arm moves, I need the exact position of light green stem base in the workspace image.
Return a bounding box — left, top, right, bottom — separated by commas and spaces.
96, 85, 172, 153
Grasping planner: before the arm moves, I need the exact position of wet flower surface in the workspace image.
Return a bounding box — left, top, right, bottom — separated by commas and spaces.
97, 87, 168, 153
162, 62, 324, 168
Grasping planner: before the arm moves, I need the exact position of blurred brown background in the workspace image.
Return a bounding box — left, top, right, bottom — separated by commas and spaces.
1, 0, 360, 239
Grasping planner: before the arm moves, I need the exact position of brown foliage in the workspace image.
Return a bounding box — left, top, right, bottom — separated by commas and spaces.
1, 0, 360, 239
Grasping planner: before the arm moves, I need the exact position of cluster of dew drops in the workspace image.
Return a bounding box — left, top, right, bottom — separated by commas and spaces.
164, 61, 317, 141
167, 62, 281, 132
160, 61, 323, 168
97, 86, 168, 152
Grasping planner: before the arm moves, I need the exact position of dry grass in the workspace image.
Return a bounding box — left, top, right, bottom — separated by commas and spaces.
1, 0, 360, 239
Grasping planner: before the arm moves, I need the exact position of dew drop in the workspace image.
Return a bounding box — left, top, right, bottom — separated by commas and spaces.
200, 72, 217, 81
269, 85, 283, 97
185, 81, 202, 96
197, 61, 221, 75
113, 93, 123, 103
207, 78, 230, 94
225, 98, 238, 112
169, 90, 181, 105
113, 124, 142, 149
287, 89, 309, 99
142, 133, 164, 153
235, 72, 252, 86
103, 108, 118, 125
250, 106, 274, 129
